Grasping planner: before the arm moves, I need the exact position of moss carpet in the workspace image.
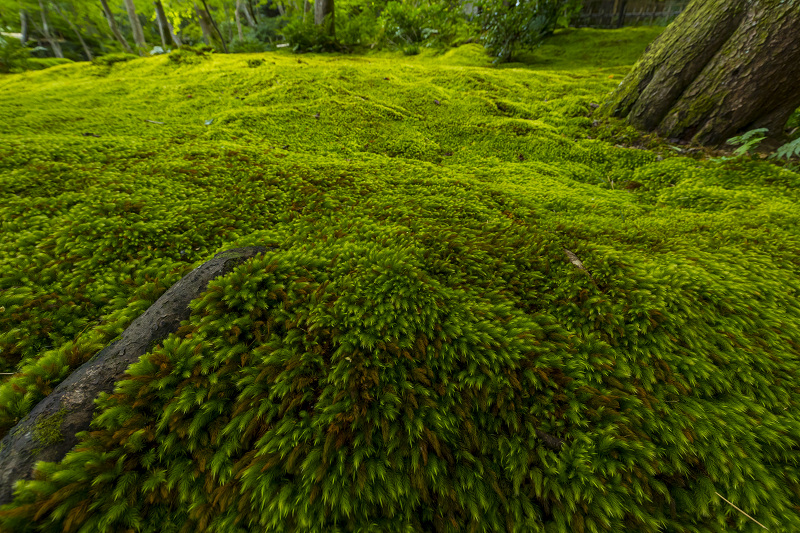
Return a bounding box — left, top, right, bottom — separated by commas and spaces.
0, 27, 799, 532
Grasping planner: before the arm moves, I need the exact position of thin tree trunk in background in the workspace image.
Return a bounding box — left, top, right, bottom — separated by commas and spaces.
20, 10, 29, 45
154, 3, 168, 48
38, 0, 63, 58
222, 2, 233, 42
52, 3, 94, 60
154, 0, 181, 47
123, 0, 147, 53
248, 0, 259, 22
600, 0, 800, 146
615, 0, 627, 27
234, 0, 244, 41
303, 0, 310, 21
241, 0, 256, 26
195, 3, 211, 44
201, 0, 228, 53
314, 0, 334, 35
99, 0, 134, 53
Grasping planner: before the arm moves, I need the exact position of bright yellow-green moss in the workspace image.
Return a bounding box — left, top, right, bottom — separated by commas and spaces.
31, 408, 67, 454
0, 28, 799, 533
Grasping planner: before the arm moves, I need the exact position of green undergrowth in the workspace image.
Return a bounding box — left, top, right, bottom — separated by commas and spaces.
0, 27, 799, 533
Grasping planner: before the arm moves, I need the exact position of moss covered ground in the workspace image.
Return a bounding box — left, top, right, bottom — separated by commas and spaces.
0, 27, 799, 532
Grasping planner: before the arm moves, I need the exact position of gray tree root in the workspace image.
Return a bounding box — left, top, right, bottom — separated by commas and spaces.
0, 247, 267, 505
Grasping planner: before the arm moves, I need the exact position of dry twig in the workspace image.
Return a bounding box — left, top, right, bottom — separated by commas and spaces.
715, 492, 768, 530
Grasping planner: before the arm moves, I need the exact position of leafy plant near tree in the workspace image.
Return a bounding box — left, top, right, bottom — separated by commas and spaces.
723, 128, 800, 165
474, 0, 582, 63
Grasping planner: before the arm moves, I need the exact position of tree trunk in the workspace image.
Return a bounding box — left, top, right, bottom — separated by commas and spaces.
0, 247, 268, 506
194, 1, 227, 52
154, 2, 168, 48
123, 0, 148, 53
234, 0, 244, 41
599, 0, 800, 146
222, 2, 233, 42
52, 4, 94, 60
314, 0, 334, 35
248, 0, 259, 23
195, 2, 212, 45
154, 0, 181, 47
240, 0, 257, 26
20, 10, 28, 45
201, 0, 228, 53
615, 0, 627, 28
37, 0, 63, 58
99, 0, 134, 53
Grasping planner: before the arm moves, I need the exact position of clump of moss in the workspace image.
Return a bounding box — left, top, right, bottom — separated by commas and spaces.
92, 53, 139, 67
168, 44, 215, 65
32, 408, 67, 453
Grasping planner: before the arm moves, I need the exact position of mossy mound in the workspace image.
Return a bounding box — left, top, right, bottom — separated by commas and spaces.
0, 29, 799, 532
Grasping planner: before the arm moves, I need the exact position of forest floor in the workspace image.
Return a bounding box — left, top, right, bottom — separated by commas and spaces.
0, 27, 799, 532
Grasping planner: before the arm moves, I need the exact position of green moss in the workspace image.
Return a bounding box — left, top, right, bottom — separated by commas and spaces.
32, 408, 67, 454
0, 27, 799, 533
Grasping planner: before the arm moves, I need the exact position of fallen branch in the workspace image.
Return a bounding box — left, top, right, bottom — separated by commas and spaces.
144, 119, 165, 125
0, 247, 268, 505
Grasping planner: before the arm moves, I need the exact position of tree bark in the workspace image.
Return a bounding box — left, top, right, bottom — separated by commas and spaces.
154, 0, 181, 47
248, 0, 259, 23
37, 0, 63, 58
194, 1, 226, 52
154, 2, 168, 47
0, 247, 267, 506
51, 3, 94, 60
234, 0, 244, 41
599, 0, 800, 146
314, 0, 334, 35
200, 0, 228, 53
20, 10, 28, 45
195, 2, 212, 45
615, 0, 627, 28
123, 0, 148, 54
99, 0, 134, 53
241, 0, 257, 26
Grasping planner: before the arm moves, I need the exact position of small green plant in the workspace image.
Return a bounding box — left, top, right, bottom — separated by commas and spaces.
402, 44, 420, 56
281, 16, 339, 53
246, 58, 265, 68
379, 1, 461, 47
725, 127, 768, 156
168, 45, 214, 64
474, 0, 582, 63
723, 127, 800, 163
772, 137, 800, 161
230, 37, 269, 54
0, 35, 30, 74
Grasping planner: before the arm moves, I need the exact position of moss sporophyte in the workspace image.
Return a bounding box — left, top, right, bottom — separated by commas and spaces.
0, 26, 799, 532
